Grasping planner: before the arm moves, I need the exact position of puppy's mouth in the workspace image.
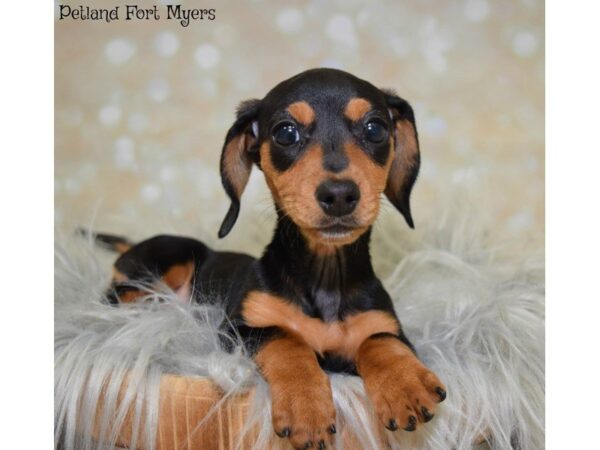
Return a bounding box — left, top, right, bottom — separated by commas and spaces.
316, 224, 355, 240
312, 217, 366, 242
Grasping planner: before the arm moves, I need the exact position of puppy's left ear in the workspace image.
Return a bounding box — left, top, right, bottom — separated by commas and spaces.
382, 91, 421, 228
218, 99, 261, 238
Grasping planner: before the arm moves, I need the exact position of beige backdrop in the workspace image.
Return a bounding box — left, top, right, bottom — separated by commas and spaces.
55, 0, 543, 251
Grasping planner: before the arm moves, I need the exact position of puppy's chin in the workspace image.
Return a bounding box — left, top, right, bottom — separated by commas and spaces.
280, 206, 372, 252
300, 225, 368, 254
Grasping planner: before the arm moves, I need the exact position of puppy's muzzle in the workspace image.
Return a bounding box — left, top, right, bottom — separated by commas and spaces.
316, 179, 360, 217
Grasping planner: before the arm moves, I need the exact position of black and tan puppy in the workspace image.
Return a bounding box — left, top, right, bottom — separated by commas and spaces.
97, 68, 446, 449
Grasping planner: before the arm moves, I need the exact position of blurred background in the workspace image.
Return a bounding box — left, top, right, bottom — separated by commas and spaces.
55, 0, 543, 252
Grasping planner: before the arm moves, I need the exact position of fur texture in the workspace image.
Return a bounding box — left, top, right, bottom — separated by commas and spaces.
55, 189, 544, 450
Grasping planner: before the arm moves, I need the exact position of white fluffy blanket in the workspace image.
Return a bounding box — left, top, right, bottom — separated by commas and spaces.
55, 191, 544, 450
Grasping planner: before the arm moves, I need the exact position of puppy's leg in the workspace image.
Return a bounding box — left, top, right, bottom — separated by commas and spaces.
356, 334, 447, 432
106, 235, 209, 304
109, 261, 195, 304
255, 333, 337, 450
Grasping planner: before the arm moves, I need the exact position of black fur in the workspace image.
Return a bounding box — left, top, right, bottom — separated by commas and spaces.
98, 68, 423, 374
102, 213, 411, 371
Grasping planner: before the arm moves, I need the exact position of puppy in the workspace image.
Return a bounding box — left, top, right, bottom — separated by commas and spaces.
98, 68, 446, 450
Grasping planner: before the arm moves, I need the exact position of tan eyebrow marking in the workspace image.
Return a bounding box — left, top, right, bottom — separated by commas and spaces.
344, 98, 372, 122
286, 101, 315, 126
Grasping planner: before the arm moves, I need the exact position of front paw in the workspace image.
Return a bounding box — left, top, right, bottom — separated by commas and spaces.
270, 372, 337, 450
359, 342, 447, 432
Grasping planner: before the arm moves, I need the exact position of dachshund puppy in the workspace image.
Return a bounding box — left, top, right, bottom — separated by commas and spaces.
98, 68, 446, 450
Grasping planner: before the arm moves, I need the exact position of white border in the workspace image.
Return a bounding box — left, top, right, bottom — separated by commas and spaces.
547, 0, 600, 448
0, 1, 53, 446
4, 0, 600, 446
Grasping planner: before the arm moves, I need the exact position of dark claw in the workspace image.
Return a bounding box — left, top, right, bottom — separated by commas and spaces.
404, 415, 417, 432
328, 424, 336, 434
435, 387, 447, 402
318, 440, 326, 449
276, 427, 291, 438
386, 418, 398, 431
421, 406, 434, 422
296, 443, 313, 450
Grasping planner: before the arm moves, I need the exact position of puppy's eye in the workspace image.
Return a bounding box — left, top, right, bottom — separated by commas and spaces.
365, 120, 387, 144
272, 122, 300, 147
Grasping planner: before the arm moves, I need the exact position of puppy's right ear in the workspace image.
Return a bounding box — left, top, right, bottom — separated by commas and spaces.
218, 99, 261, 238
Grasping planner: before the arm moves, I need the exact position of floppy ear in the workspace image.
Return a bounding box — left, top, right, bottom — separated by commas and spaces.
382, 91, 421, 229
218, 99, 261, 238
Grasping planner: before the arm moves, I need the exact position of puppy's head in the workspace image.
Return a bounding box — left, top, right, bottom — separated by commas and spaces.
218, 68, 420, 248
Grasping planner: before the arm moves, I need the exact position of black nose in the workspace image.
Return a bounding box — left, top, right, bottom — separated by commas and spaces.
316, 179, 360, 217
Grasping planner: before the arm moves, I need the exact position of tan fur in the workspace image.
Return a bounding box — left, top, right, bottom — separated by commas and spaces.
300, 224, 368, 251
261, 102, 416, 247
117, 290, 146, 303
357, 335, 446, 430
111, 262, 195, 304
342, 142, 393, 221
162, 261, 195, 300
111, 269, 145, 303
344, 98, 372, 122
114, 242, 132, 254
242, 291, 400, 360
222, 132, 255, 198
385, 119, 419, 203
113, 268, 128, 283
260, 139, 395, 249
300, 142, 394, 247
255, 333, 336, 448
287, 101, 315, 126
260, 142, 326, 229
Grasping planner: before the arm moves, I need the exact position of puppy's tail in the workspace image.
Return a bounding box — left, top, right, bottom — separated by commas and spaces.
76, 228, 134, 254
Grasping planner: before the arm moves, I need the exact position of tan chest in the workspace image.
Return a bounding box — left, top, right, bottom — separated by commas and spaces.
241, 291, 399, 359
